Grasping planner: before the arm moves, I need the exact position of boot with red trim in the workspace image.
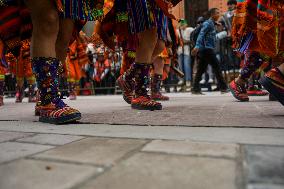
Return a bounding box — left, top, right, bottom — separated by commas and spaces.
229, 80, 249, 102
131, 63, 162, 111
15, 85, 24, 103
34, 101, 43, 116
0, 96, 3, 106
247, 87, 269, 96
32, 57, 81, 124
68, 82, 77, 100
0, 80, 4, 106
28, 84, 37, 103
116, 66, 135, 104
151, 74, 169, 101
259, 67, 284, 106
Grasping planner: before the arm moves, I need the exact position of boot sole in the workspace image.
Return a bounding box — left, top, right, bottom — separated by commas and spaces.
247, 93, 269, 96
228, 85, 249, 102
259, 77, 284, 106
131, 103, 162, 111
39, 113, 81, 124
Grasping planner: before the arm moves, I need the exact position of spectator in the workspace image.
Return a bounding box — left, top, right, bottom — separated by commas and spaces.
176, 19, 194, 88
93, 48, 111, 94
191, 8, 228, 94
221, 0, 237, 36
221, 0, 240, 71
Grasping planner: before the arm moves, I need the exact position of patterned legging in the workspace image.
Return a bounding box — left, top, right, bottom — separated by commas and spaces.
240, 51, 264, 80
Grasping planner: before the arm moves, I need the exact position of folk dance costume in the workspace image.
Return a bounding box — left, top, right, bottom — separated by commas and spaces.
150, 48, 170, 101
0, 61, 5, 106
13, 40, 37, 103
246, 60, 270, 96
65, 32, 89, 100
115, 0, 172, 110
118, 39, 170, 104
0, 41, 6, 106
229, 0, 284, 105
0, 0, 113, 124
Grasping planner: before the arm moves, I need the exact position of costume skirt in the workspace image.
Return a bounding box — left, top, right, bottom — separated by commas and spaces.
126, 0, 168, 40
58, 0, 105, 21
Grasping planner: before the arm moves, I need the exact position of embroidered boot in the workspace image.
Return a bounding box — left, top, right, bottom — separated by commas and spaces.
131, 63, 162, 110
116, 65, 135, 104
259, 67, 284, 106
229, 80, 249, 102
68, 82, 77, 100
15, 85, 24, 103
32, 57, 81, 124
28, 84, 37, 103
151, 74, 169, 101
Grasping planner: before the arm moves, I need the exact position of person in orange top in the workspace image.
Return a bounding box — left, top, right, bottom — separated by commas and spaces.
0, 40, 6, 106
94, 48, 111, 84
4, 52, 18, 101
14, 40, 37, 103
65, 34, 89, 100
0, 62, 5, 106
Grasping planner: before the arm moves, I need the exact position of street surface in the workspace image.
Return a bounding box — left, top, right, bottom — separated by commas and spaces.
0, 92, 283, 189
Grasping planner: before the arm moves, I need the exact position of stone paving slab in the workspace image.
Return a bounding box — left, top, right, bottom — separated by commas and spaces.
0, 131, 33, 143
17, 134, 85, 146
0, 159, 101, 189
34, 137, 147, 167
0, 122, 284, 145
0, 142, 54, 164
78, 152, 238, 189
142, 140, 240, 159
0, 102, 38, 122
244, 145, 284, 185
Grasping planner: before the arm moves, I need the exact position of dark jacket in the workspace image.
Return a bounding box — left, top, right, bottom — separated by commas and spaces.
195, 18, 217, 50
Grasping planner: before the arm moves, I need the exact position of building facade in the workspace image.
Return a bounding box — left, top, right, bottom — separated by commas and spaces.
208, 0, 228, 14
172, 0, 228, 27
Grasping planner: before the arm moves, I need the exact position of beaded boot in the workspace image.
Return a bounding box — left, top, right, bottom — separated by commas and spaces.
68, 82, 77, 100
15, 85, 24, 103
32, 57, 81, 124
28, 84, 37, 103
151, 74, 169, 101
116, 65, 135, 104
131, 63, 162, 110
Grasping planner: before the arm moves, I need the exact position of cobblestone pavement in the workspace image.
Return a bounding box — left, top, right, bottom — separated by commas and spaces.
0, 92, 283, 189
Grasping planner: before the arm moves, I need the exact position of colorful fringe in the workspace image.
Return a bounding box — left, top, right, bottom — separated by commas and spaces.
126, 0, 168, 40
